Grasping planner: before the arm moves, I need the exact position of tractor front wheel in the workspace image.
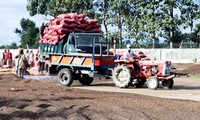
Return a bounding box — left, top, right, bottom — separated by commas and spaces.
147, 76, 159, 90
112, 65, 132, 88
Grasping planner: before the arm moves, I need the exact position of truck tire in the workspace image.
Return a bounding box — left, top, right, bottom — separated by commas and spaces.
112, 65, 132, 88
78, 75, 93, 86
58, 68, 73, 86
162, 79, 174, 89
147, 76, 159, 90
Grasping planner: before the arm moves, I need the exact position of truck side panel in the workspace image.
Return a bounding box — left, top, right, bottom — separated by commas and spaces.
50, 54, 94, 69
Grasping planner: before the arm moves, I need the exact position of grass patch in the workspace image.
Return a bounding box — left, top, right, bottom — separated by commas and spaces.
187, 74, 200, 78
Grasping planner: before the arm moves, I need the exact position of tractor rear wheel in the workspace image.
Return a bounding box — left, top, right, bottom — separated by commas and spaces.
58, 68, 73, 86
112, 65, 132, 88
79, 74, 94, 86
147, 76, 159, 90
162, 79, 174, 89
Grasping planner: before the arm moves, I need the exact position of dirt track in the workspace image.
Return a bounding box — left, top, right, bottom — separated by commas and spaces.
0, 73, 200, 120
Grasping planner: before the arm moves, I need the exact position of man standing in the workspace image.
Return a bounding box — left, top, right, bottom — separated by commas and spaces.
2, 49, 6, 66
5, 49, 12, 68
28, 50, 34, 67
40, 22, 46, 38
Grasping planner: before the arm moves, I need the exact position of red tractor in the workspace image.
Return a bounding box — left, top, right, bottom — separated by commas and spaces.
112, 50, 175, 90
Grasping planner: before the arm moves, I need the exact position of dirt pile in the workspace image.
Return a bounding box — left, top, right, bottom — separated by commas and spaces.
171, 63, 200, 75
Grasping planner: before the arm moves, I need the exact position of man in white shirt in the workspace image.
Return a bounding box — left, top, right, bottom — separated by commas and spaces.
124, 44, 140, 72
124, 44, 134, 62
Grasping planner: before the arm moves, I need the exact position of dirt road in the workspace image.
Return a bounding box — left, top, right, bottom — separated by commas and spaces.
73, 77, 200, 101
0, 73, 200, 120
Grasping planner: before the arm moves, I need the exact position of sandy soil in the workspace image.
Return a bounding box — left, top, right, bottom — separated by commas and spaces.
0, 64, 200, 120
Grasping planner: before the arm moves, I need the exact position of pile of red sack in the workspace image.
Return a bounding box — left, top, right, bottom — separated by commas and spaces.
40, 13, 102, 44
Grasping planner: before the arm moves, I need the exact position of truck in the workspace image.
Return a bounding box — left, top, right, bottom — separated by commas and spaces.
40, 32, 115, 86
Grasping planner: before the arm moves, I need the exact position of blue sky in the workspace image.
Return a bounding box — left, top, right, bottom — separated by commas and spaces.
0, 0, 46, 45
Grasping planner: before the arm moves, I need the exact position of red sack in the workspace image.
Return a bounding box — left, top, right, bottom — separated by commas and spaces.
67, 13, 78, 19
74, 28, 84, 32
64, 18, 77, 24
57, 14, 70, 19
46, 34, 52, 40
56, 23, 69, 30
78, 24, 88, 29
68, 23, 78, 28
86, 25, 93, 30
42, 34, 49, 39
81, 20, 88, 24
87, 19, 97, 24
77, 13, 86, 21
93, 23, 101, 28
78, 13, 86, 19
52, 31, 58, 36
42, 39, 49, 44
50, 40, 59, 45
52, 19, 62, 25
49, 25, 57, 29
58, 28, 74, 34
43, 28, 49, 34
48, 29, 54, 34
52, 36, 60, 41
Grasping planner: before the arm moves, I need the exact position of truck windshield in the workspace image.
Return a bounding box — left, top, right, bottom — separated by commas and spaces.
76, 35, 106, 47
75, 34, 107, 54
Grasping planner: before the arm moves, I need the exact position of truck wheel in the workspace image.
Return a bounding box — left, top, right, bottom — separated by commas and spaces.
79, 75, 93, 86
58, 68, 73, 86
147, 76, 159, 90
162, 79, 174, 89
112, 65, 132, 88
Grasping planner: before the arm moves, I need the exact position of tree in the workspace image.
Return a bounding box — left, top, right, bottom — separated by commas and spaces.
192, 23, 200, 48
108, 0, 130, 48
27, 0, 93, 17
93, 0, 111, 41
128, 0, 162, 48
159, 0, 182, 48
15, 18, 39, 48
180, 0, 200, 32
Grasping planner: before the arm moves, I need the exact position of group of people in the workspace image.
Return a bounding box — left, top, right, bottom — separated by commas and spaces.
15, 47, 47, 78
2, 49, 12, 68
15, 47, 34, 77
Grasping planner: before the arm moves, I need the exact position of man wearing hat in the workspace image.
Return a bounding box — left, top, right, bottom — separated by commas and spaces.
124, 44, 134, 62
124, 44, 140, 72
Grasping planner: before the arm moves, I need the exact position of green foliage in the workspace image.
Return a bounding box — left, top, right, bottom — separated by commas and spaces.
0, 42, 18, 49
27, 0, 93, 17
15, 18, 39, 48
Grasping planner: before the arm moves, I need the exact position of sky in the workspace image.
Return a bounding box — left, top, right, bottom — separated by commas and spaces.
0, 0, 46, 46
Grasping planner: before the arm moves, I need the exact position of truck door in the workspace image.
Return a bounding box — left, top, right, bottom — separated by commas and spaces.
64, 36, 76, 54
